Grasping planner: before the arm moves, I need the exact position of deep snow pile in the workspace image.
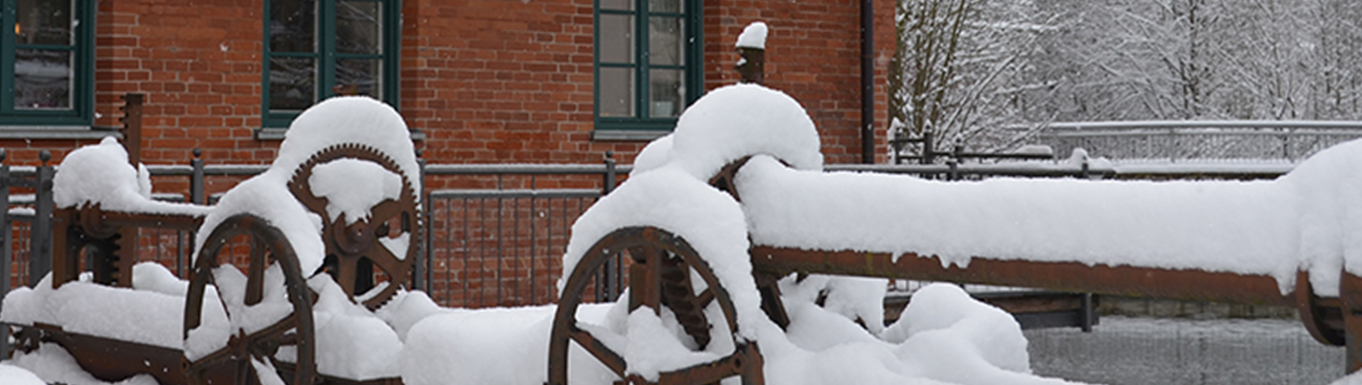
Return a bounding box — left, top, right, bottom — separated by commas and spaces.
1, 263, 228, 350
0, 364, 46, 385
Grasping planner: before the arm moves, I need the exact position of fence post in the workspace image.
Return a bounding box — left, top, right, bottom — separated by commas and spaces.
921, 130, 935, 165
1, 149, 11, 358
1080, 293, 1097, 333
191, 148, 204, 205
415, 150, 428, 293
600, 152, 619, 301
30, 151, 54, 286
602, 151, 617, 195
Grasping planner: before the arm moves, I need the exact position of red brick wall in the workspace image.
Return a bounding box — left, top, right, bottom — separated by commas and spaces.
2, 0, 893, 170
704, 0, 894, 164
400, 0, 657, 191
96, 0, 269, 166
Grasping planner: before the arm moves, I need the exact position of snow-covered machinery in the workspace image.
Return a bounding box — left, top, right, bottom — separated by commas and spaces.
3, 96, 420, 385
548, 83, 1362, 385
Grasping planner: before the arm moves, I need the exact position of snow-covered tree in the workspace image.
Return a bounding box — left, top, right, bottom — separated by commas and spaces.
890, 0, 1362, 154
889, 0, 1052, 156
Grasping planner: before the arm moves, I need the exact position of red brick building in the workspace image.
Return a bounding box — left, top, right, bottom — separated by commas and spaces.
2, 0, 893, 188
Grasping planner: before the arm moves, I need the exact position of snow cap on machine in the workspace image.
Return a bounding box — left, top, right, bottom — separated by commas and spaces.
197, 96, 418, 277
52, 137, 151, 210
275, 96, 420, 192
669, 83, 822, 179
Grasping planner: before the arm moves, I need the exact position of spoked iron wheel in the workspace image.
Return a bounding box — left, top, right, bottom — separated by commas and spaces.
183, 214, 316, 385
548, 226, 764, 385
288, 143, 419, 310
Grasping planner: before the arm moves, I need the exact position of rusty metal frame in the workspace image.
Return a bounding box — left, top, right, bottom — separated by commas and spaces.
548, 226, 759, 385
183, 213, 317, 385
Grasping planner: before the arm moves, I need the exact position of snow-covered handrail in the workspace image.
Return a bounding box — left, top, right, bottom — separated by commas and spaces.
1038, 120, 1362, 131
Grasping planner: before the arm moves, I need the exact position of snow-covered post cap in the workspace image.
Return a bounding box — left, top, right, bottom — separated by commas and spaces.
735, 21, 767, 49
735, 22, 767, 84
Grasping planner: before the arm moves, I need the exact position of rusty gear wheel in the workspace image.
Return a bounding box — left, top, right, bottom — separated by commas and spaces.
287, 143, 420, 310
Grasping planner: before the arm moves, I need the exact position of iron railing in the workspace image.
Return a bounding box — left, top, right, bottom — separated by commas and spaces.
1035, 120, 1362, 162
2, 152, 1304, 300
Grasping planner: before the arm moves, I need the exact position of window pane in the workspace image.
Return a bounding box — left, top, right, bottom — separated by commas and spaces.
649, 69, 683, 118
16, 0, 72, 45
648, 17, 684, 66
599, 67, 634, 117
336, 58, 380, 98
14, 49, 72, 110
270, 56, 316, 111
649, 0, 682, 13
599, 14, 634, 64
336, 1, 380, 54
271, 0, 316, 53
599, 0, 633, 11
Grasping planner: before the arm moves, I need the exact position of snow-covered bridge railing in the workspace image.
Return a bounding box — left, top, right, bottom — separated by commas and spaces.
1038, 120, 1362, 162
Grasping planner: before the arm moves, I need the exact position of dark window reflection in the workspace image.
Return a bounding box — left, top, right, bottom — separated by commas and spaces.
649, 0, 681, 13
649, 69, 683, 118
600, 67, 634, 117
271, 0, 316, 53
270, 57, 316, 111
14, 49, 73, 110
336, 58, 380, 98
16, 0, 72, 45
648, 17, 683, 66
599, 14, 634, 64
337, 1, 380, 54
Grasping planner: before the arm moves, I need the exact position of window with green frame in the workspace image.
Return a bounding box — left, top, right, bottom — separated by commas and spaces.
594, 0, 702, 136
263, 0, 399, 129
1, 0, 94, 126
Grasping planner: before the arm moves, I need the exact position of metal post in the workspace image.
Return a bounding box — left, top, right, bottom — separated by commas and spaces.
414, 151, 427, 292
601, 152, 618, 301
190, 148, 205, 205
921, 131, 935, 165
1080, 293, 1096, 332
30, 151, 54, 286
121, 93, 145, 166
736, 47, 765, 85
0, 149, 10, 358
859, 0, 875, 164
602, 151, 617, 195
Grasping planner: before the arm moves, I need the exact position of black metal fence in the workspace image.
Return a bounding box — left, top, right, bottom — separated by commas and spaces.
1035, 120, 1362, 161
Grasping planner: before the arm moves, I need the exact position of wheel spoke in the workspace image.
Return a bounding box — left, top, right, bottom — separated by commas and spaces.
334, 256, 360, 300
568, 324, 627, 377
358, 244, 410, 309
369, 197, 406, 228
628, 245, 663, 314
696, 288, 715, 309
245, 240, 267, 306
